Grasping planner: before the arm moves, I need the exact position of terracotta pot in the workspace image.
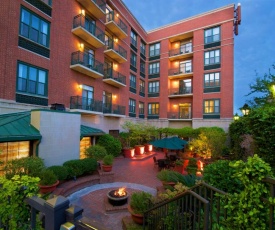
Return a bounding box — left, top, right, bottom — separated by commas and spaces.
102, 164, 112, 172
39, 180, 59, 194
123, 148, 135, 158
134, 145, 145, 155
127, 205, 144, 225
144, 144, 153, 152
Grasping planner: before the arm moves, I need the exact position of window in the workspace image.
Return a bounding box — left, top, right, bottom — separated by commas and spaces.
139, 79, 145, 93
149, 62, 160, 74
140, 60, 145, 74
139, 102, 144, 115
204, 99, 220, 114
130, 74, 136, 89
131, 30, 137, 47
179, 60, 192, 73
149, 43, 160, 57
130, 52, 137, 67
17, 62, 48, 97
148, 81, 159, 93
20, 7, 50, 47
205, 26, 220, 44
41, 0, 52, 6
204, 49, 220, 65
204, 72, 220, 87
81, 85, 94, 110
129, 99, 136, 113
148, 103, 159, 115
140, 40, 146, 56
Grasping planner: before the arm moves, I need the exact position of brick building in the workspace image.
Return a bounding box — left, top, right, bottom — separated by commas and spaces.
0, 0, 241, 166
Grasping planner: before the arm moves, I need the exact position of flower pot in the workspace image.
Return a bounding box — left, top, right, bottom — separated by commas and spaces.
39, 180, 59, 194
144, 144, 153, 153
134, 145, 145, 155
127, 205, 144, 225
102, 164, 112, 172
123, 148, 135, 158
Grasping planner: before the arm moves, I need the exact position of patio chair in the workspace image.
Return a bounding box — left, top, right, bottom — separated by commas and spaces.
153, 156, 158, 167
157, 159, 167, 170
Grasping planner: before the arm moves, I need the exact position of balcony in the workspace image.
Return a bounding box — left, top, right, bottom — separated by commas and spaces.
168, 64, 193, 79
104, 39, 127, 63
72, 14, 105, 48
168, 87, 193, 98
76, 0, 106, 19
105, 11, 128, 39
70, 96, 103, 115
103, 103, 126, 117
103, 69, 126, 88
70, 51, 104, 78
167, 112, 192, 120
169, 43, 193, 61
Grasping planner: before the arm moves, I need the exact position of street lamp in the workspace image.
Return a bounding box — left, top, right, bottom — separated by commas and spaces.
240, 103, 250, 116
233, 113, 239, 120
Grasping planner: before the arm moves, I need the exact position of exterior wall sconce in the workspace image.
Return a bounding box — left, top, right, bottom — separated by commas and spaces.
79, 43, 84, 49
116, 13, 119, 17
81, 9, 85, 15
78, 84, 83, 89
113, 63, 118, 69
240, 103, 250, 116
114, 38, 118, 43
233, 113, 239, 120
113, 95, 117, 99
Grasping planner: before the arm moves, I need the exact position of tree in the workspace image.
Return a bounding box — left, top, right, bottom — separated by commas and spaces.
246, 65, 275, 107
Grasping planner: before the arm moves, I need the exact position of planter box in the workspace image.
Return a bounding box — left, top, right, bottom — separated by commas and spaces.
134, 145, 145, 155
123, 148, 135, 158
144, 144, 153, 152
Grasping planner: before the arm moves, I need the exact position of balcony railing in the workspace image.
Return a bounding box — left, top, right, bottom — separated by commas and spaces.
169, 87, 192, 95
167, 111, 192, 119
168, 63, 192, 76
103, 69, 126, 85
105, 39, 127, 59
106, 11, 128, 35
70, 96, 103, 113
169, 43, 192, 57
103, 103, 125, 115
71, 51, 104, 74
76, 0, 106, 19
72, 14, 104, 44
90, 0, 106, 12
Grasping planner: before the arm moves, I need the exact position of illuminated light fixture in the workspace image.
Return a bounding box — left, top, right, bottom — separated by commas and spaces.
79, 43, 84, 49
240, 103, 250, 116
116, 13, 119, 17
113, 63, 118, 69
113, 94, 117, 99
78, 84, 83, 89
174, 43, 179, 48
114, 38, 118, 43
81, 9, 85, 15
173, 104, 177, 107
233, 113, 239, 120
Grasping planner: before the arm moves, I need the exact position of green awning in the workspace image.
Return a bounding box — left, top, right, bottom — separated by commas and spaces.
80, 125, 105, 139
0, 112, 42, 142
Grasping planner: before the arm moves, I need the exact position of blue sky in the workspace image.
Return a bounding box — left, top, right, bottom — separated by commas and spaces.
122, 0, 275, 114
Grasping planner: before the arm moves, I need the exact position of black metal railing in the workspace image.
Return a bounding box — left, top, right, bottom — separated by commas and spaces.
70, 96, 103, 112
169, 43, 192, 57
73, 14, 105, 43
71, 51, 104, 75
168, 63, 192, 76
167, 111, 192, 119
105, 38, 127, 59
106, 11, 128, 35
91, 0, 106, 12
103, 103, 125, 115
103, 69, 126, 85
169, 87, 192, 95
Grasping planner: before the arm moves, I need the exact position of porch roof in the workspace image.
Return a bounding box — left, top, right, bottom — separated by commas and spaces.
80, 125, 105, 139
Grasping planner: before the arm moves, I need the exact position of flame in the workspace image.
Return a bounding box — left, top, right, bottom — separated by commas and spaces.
114, 187, 126, 197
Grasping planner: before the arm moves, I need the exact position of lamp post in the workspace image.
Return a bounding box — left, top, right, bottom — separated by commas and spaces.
233, 113, 239, 120
240, 103, 250, 116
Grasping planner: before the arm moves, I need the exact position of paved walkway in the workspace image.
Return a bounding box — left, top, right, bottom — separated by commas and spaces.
67, 151, 165, 230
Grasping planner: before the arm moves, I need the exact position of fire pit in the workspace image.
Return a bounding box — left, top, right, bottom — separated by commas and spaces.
107, 187, 128, 206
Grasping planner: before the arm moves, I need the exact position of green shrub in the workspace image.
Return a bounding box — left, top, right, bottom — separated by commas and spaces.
186, 158, 197, 175
203, 160, 243, 194
63, 159, 85, 178
97, 134, 122, 157
81, 158, 98, 174
39, 169, 58, 186
157, 170, 182, 183
4, 157, 45, 179
181, 174, 199, 187
47, 165, 69, 181
85, 145, 107, 160
102, 154, 114, 165
130, 191, 153, 214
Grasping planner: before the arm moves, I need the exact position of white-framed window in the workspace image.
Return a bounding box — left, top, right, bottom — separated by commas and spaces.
204, 49, 220, 65
148, 103, 159, 115
139, 102, 144, 114
130, 74, 136, 89
149, 43, 160, 57
204, 72, 220, 87
148, 81, 159, 93
149, 62, 160, 74
140, 40, 146, 55
205, 26, 220, 44
204, 99, 220, 114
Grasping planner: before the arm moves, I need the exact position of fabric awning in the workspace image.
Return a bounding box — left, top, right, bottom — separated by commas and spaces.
80, 125, 105, 139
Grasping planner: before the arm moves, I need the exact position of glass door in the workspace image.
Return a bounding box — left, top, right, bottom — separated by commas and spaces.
82, 85, 94, 110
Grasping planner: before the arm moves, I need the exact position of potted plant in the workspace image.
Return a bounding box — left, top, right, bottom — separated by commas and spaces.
102, 154, 114, 172
174, 159, 184, 174
156, 169, 181, 187
128, 191, 153, 225
119, 132, 135, 158
38, 169, 59, 194
186, 158, 198, 175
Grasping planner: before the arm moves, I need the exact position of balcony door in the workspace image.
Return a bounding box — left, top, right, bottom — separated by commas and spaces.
179, 60, 191, 73
180, 41, 192, 53
84, 48, 94, 68
84, 15, 95, 35
179, 103, 191, 119
82, 85, 93, 110
179, 79, 192, 94
104, 60, 113, 78
103, 91, 112, 113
